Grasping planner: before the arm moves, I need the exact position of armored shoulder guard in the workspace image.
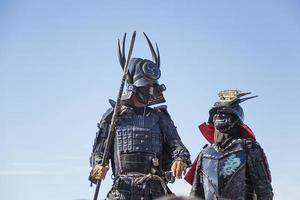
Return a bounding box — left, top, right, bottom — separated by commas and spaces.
96, 99, 115, 127
154, 105, 171, 118
90, 101, 115, 167
154, 105, 175, 125
245, 139, 273, 199
100, 107, 113, 123
245, 139, 272, 181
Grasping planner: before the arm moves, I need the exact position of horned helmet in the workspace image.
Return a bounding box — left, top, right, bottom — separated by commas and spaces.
118, 33, 166, 106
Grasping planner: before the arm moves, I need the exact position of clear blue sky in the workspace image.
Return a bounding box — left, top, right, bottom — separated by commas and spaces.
1, 0, 300, 199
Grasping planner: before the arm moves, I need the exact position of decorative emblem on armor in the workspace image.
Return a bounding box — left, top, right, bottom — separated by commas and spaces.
221, 154, 241, 178
141, 61, 161, 80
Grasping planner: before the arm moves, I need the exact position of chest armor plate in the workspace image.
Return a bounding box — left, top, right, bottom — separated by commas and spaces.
114, 109, 163, 174
201, 139, 247, 200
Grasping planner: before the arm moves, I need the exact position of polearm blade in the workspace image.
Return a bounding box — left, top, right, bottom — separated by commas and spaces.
92, 31, 136, 200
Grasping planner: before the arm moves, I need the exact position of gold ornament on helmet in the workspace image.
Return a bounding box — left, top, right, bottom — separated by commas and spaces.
218, 89, 242, 103
217, 89, 258, 104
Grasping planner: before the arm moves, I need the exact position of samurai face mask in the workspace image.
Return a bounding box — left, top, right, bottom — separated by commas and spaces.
135, 83, 166, 105
213, 112, 239, 133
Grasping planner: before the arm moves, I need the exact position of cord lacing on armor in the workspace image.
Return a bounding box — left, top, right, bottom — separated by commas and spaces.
118, 173, 168, 195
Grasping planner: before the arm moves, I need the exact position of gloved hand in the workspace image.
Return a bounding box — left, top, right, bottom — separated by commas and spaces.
171, 160, 187, 179
92, 164, 109, 180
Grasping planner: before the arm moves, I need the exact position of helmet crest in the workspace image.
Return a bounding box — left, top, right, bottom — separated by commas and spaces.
117, 32, 166, 106
143, 32, 160, 68
208, 89, 258, 123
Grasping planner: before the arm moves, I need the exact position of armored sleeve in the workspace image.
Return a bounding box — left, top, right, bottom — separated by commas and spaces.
246, 140, 273, 200
157, 106, 191, 165
189, 153, 205, 199
90, 108, 113, 168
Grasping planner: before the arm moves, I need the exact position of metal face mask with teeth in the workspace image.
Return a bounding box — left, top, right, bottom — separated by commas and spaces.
213, 112, 239, 132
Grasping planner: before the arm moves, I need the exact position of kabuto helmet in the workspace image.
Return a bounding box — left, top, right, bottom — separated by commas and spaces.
118, 33, 166, 106
208, 89, 258, 124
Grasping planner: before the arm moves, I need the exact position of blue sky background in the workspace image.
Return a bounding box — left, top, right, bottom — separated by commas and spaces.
1, 0, 300, 199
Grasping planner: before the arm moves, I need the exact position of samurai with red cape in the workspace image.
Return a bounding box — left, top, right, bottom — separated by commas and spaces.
185, 89, 273, 200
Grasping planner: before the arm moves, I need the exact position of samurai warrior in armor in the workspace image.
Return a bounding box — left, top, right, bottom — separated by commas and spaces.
185, 89, 273, 200
89, 33, 191, 200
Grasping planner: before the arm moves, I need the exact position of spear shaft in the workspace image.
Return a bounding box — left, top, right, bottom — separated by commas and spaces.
92, 31, 136, 200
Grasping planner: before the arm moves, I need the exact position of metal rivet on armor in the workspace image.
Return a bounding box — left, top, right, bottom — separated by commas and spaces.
136, 147, 139, 150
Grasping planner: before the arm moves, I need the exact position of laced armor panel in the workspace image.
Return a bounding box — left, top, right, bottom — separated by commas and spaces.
114, 109, 162, 174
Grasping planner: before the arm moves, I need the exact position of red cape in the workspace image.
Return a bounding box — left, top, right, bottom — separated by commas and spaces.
184, 122, 256, 185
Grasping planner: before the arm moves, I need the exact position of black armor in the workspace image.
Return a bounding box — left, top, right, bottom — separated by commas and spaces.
90, 33, 191, 200
189, 90, 273, 200
91, 104, 190, 199
191, 139, 273, 200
